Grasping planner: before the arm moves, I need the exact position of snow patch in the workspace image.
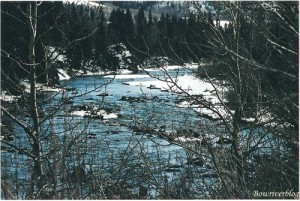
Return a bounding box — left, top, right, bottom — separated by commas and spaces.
63, 0, 105, 7
174, 136, 202, 143
118, 69, 133, 74
70, 109, 118, 119
46, 46, 66, 62
162, 65, 182, 71
20, 80, 65, 93
189, 3, 215, 15
20, 80, 31, 93
125, 74, 215, 95
184, 63, 199, 69
141, 63, 199, 72
124, 67, 231, 120
103, 113, 118, 119
71, 110, 87, 116
73, 69, 111, 77
0, 91, 20, 102
214, 20, 230, 28
57, 68, 71, 80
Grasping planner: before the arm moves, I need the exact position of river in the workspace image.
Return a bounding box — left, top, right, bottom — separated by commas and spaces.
1, 64, 292, 199
0, 65, 257, 198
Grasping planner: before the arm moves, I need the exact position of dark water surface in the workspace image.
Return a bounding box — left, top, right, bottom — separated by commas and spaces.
2, 68, 218, 198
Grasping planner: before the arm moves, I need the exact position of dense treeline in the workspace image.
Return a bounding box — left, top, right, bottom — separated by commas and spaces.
1, 1, 218, 92
1, 1, 298, 135
1, 1, 298, 138
1, 2, 65, 91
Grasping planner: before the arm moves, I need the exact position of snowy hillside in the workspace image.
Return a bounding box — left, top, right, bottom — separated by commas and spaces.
63, 0, 104, 8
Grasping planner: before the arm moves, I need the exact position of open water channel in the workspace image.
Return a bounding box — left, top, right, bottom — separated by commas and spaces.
0, 66, 236, 198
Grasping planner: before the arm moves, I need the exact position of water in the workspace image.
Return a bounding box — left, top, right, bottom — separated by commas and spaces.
53, 68, 214, 197
54, 68, 202, 173
1, 67, 287, 199
2, 67, 217, 198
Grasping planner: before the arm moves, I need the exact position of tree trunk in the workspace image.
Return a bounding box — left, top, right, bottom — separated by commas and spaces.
230, 1, 246, 194
27, 2, 44, 198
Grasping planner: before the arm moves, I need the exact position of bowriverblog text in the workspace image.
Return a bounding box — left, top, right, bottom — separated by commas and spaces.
252, 190, 299, 199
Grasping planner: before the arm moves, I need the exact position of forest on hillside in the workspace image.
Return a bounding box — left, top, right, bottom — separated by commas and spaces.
1, 1, 226, 90
1, 1, 298, 199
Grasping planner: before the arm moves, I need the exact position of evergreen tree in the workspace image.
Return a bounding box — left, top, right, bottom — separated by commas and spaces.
108, 8, 127, 44
134, 7, 148, 57
65, 4, 82, 69
136, 7, 147, 36
125, 8, 135, 40
1, 2, 29, 89
148, 9, 153, 26
158, 12, 167, 37
145, 9, 160, 56
95, 8, 108, 69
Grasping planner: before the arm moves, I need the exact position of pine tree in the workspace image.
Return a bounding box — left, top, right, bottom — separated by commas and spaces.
1, 2, 29, 92
158, 12, 167, 38
136, 7, 147, 36
124, 8, 135, 44
134, 7, 148, 58
148, 9, 153, 26
95, 7, 108, 69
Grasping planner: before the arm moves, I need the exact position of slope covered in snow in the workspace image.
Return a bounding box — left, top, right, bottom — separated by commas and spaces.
63, 0, 105, 8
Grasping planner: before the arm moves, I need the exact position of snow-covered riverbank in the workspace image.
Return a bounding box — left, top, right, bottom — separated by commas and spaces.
122, 69, 231, 121
1, 63, 274, 126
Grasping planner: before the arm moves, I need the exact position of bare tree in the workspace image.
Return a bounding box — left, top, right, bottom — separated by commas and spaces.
0, 1, 107, 199
1, 1, 297, 199
132, 1, 298, 198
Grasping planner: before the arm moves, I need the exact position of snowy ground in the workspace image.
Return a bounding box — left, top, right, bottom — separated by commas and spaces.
46, 46, 66, 62
123, 72, 231, 120
124, 74, 215, 95
0, 91, 21, 102
57, 68, 71, 80
72, 68, 133, 77
214, 20, 230, 28
140, 63, 199, 72
20, 80, 65, 93
63, 0, 105, 7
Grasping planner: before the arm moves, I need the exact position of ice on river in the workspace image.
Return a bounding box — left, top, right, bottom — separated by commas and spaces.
141, 63, 199, 72
104, 74, 150, 79
71, 109, 118, 119
124, 74, 215, 95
